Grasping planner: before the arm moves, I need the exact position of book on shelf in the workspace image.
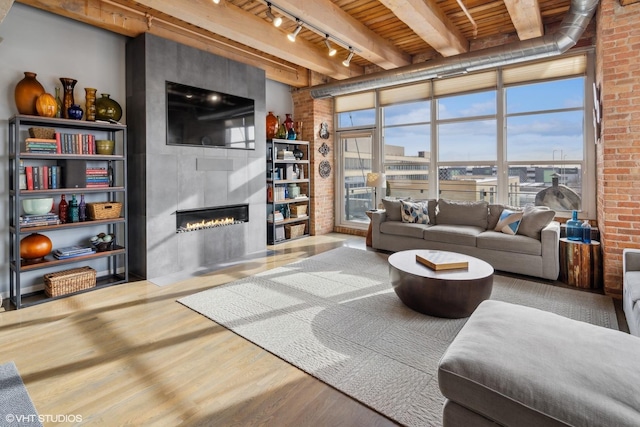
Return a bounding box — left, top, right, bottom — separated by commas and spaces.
53, 249, 96, 260
20, 213, 59, 222
416, 253, 469, 271
19, 219, 61, 228
54, 245, 95, 256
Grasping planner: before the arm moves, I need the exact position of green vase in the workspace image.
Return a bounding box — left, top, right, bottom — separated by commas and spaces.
95, 93, 122, 121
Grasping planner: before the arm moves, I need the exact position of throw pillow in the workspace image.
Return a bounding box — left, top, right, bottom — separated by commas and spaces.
400, 200, 429, 224
381, 198, 407, 222
517, 205, 556, 239
495, 209, 523, 235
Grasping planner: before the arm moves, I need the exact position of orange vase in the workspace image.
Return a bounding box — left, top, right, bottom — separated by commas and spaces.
266, 111, 278, 139
20, 233, 52, 261
15, 72, 45, 115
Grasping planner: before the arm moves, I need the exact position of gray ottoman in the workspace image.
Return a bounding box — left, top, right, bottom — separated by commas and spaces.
438, 300, 640, 427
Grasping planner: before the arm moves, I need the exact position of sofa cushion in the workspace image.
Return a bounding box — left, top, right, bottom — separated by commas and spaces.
436, 199, 488, 229
400, 200, 429, 224
423, 225, 483, 247
495, 209, 523, 235
439, 300, 640, 427
381, 198, 406, 222
517, 205, 556, 239
477, 231, 541, 255
379, 221, 428, 239
626, 272, 640, 302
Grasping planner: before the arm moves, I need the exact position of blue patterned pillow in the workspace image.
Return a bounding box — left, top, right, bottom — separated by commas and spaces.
400, 200, 429, 224
495, 209, 523, 235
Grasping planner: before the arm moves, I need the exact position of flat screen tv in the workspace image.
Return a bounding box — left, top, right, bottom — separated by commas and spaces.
166, 81, 255, 150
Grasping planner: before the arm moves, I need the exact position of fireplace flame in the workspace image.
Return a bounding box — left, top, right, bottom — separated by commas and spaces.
184, 217, 235, 231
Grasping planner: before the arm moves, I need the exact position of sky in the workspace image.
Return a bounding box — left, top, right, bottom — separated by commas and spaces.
339, 77, 586, 163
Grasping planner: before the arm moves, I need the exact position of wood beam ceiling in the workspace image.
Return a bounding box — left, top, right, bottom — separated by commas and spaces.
377, 0, 469, 56
503, 0, 544, 40
270, 0, 411, 69
16, 0, 313, 87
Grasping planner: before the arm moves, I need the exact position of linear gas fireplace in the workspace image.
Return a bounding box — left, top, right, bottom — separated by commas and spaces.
176, 204, 249, 233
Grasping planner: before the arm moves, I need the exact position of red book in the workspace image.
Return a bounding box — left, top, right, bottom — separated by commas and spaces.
41, 165, 49, 189
55, 132, 62, 154
25, 166, 34, 190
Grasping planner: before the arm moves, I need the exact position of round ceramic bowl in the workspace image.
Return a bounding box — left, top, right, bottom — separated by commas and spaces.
95, 139, 115, 155
23, 197, 54, 215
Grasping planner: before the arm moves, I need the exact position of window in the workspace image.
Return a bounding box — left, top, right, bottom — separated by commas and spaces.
334, 52, 593, 228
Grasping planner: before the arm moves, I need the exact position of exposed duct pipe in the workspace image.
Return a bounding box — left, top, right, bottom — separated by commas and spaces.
310, 0, 598, 99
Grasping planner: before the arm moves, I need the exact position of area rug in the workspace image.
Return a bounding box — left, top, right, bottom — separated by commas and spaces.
179, 247, 619, 426
0, 362, 42, 427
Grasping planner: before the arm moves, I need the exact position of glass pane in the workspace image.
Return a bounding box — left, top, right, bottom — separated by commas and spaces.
506, 111, 584, 161
383, 124, 430, 157
437, 91, 496, 119
506, 77, 584, 114
342, 134, 373, 222
383, 100, 430, 126
384, 128, 430, 200
437, 166, 498, 203
438, 120, 497, 161
507, 163, 582, 211
337, 109, 376, 128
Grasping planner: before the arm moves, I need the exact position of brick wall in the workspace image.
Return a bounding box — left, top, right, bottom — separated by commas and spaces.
596, 0, 640, 296
292, 72, 335, 235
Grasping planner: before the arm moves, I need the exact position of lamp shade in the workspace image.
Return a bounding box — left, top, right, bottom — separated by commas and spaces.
366, 172, 386, 188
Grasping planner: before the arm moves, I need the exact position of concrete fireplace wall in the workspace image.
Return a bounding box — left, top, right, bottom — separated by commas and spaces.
126, 33, 266, 281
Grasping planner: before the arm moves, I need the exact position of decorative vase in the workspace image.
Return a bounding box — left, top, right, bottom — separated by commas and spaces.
20, 232, 52, 261
69, 194, 79, 223
15, 72, 45, 115
276, 118, 287, 139
36, 93, 58, 118
55, 87, 63, 118
85, 87, 97, 121
295, 121, 303, 140
293, 145, 304, 160
68, 104, 83, 120
58, 194, 68, 224
266, 111, 278, 139
284, 113, 294, 132
566, 210, 582, 241
95, 93, 122, 121
60, 77, 77, 119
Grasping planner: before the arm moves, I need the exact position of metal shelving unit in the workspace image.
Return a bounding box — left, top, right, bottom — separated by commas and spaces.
8, 115, 128, 309
266, 138, 310, 244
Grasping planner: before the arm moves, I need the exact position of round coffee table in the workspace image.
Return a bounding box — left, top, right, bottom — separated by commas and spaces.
389, 249, 494, 318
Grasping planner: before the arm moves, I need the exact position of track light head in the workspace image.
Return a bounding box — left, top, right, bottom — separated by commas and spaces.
266, 3, 282, 27
212, 0, 220, 4
288, 21, 302, 42
324, 36, 337, 56
342, 49, 354, 67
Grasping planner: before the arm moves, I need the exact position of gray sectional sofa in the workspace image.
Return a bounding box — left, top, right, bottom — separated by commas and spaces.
371, 198, 560, 280
623, 248, 640, 336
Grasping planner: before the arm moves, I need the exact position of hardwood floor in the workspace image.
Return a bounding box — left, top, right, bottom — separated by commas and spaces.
1, 233, 398, 426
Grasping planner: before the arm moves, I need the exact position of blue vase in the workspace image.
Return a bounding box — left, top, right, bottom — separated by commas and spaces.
566, 210, 582, 241
68, 104, 83, 120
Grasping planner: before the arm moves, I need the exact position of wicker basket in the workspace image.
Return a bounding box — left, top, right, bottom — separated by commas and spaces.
87, 202, 122, 220
285, 223, 306, 239
291, 204, 307, 217
28, 127, 55, 139
44, 266, 97, 297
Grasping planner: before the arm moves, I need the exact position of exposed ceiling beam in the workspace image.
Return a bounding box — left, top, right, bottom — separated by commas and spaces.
15, 0, 310, 87
0, 0, 14, 25
117, 0, 362, 80
378, 0, 469, 57
269, 0, 411, 69
503, 0, 544, 40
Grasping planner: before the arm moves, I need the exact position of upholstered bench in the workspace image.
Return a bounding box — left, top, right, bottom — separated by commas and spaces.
438, 300, 640, 427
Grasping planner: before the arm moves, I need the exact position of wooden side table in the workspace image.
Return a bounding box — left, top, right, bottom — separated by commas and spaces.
559, 238, 602, 289
365, 210, 375, 247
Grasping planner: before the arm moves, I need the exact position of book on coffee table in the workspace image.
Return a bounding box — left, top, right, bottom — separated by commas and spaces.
416, 253, 468, 271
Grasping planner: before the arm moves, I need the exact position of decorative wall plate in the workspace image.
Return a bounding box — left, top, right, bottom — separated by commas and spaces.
318, 142, 330, 157
319, 160, 331, 178
319, 122, 330, 139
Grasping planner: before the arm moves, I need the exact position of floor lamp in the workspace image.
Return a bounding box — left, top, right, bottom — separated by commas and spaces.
366, 172, 386, 210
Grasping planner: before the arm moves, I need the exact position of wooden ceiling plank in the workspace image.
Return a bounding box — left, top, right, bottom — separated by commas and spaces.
503, 0, 544, 40
378, 0, 469, 56
269, 0, 411, 69
122, 0, 361, 80
16, 0, 308, 87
